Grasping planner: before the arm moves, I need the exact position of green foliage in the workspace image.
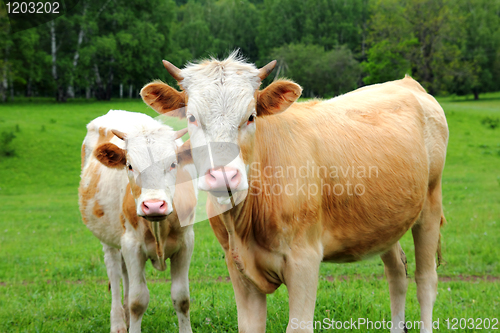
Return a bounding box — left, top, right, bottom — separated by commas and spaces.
449, 0, 500, 98
1, 0, 500, 100
364, 0, 500, 97
271, 43, 361, 97
257, 0, 369, 60
361, 39, 414, 84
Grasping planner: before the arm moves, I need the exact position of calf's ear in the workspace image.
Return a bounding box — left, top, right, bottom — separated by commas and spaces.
94, 143, 127, 169
140, 80, 186, 118
177, 139, 193, 165
174, 128, 188, 140
256, 80, 302, 116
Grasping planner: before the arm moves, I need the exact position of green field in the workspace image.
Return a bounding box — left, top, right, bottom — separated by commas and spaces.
0, 94, 499, 332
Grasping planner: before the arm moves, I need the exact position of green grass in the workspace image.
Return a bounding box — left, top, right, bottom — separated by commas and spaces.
0, 94, 499, 332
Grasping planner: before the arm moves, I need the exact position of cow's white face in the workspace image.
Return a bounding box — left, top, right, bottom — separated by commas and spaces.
95, 127, 188, 220
182, 61, 260, 196
141, 54, 302, 199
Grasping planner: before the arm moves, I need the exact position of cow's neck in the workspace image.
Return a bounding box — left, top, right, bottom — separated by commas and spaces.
214, 196, 280, 292
146, 212, 178, 271
209, 117, 294, 292
150, 221, 167, 269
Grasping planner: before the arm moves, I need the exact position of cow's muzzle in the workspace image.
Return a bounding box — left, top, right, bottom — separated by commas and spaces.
204, 167, 241, 196
140, 200, 170, 221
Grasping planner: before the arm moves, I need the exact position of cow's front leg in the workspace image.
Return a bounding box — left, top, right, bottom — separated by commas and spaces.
226, 256, 267, 333
284, 250, 321, 333
102, 243, 127, 333
121, 255, 130, 329
121, 235, 149, 333
170, 228, 194, 333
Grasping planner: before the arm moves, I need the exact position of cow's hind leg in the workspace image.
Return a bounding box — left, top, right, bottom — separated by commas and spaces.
381, 241, 409, 333
170, 229, 194, 333
102, 243, 127, 333
412, 184, 443, 333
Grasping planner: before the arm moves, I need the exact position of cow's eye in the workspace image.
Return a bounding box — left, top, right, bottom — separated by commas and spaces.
128, 164, 133, 171
247, 114, 255, 125
188, 115, 197, 124
170, 162, 177, 170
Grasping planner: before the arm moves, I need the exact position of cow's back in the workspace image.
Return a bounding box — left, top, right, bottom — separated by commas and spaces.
252, 77, 448, 262
340, 75, 448, 189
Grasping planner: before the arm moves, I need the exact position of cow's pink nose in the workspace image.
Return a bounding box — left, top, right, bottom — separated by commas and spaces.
141, 200, 167, 216
205, 167, 241, 191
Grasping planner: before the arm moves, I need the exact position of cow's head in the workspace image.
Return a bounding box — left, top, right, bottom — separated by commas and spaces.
141, 53, 302, 199
94, 126, 189, 221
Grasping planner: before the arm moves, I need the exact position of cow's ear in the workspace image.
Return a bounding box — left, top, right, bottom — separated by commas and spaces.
140, 81, 186, 118
94, 143, 127, 169
256, 80, 302, 116
177, 139, 193, 165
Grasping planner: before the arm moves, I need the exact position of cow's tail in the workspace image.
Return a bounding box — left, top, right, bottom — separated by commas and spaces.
436, 213, 446, 267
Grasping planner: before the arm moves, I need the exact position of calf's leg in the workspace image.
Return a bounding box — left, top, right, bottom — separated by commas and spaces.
102, 243, 127, 333
121, 255, 130, 329
170, 229, 194, 333
121, 235, 149, 333
381, 241, 409, 333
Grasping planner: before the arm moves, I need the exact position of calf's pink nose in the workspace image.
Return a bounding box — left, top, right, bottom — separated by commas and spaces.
205, 167, 241, 191
141, 200, 167, 216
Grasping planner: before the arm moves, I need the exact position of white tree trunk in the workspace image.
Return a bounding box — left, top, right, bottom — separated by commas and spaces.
119, 83, 123, 98
94, 64, 102, 86
9, 75, 13, 101
50, 21, 57, 82
1, 70, 7, 102
2, 45, 10, 102
128, 84, 133, 98
67, 85, 75, 98
67, 3, 87, 98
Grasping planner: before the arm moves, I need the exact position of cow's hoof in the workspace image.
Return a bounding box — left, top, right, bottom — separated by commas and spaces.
111, 325, 127, 333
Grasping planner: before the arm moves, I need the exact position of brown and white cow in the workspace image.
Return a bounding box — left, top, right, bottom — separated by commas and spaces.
141, 54, 449, 333
79, 110, 197, 333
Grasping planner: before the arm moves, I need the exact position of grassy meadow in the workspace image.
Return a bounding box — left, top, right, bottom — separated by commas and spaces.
0, 94, 499, 332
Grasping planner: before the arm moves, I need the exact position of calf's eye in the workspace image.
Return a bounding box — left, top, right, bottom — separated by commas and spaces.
128, 164, 133, 171
188, 115, 197, 124
170, 162, 177, 170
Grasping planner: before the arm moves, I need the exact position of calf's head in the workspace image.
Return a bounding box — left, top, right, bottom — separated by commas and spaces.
94, 127, 189, 221
141, 54, 302, 198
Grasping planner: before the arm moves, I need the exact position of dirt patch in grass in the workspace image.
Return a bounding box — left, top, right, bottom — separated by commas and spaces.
1, 275, 498, 287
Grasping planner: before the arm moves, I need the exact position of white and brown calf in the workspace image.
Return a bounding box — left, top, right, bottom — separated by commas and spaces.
79, 110, 197, 333
141, 54, 449, 333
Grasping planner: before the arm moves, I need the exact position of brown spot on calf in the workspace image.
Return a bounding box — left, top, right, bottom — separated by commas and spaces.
180, 299, 190, 315
130, 301, 146, 317
93, 201, 105, 218
78, 164, 101, 224
122, 184, 139, 229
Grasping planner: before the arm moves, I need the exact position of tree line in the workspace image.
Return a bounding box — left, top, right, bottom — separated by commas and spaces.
1, 0, 499, 102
